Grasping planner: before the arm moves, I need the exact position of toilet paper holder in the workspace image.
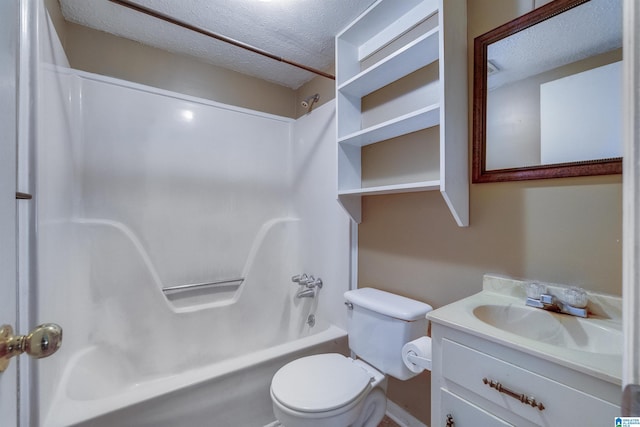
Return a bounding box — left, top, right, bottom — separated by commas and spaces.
402, 336, 432, 373
405, 350, 432, 371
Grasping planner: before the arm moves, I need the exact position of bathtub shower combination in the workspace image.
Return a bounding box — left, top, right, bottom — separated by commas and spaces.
31, 7, 351, 427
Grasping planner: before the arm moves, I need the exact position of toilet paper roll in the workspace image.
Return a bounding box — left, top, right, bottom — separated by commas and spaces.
402, 337, 432, 373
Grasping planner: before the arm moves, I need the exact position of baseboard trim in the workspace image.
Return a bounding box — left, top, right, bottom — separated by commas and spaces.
386, 400, 428, 427
264, 400, 428, 427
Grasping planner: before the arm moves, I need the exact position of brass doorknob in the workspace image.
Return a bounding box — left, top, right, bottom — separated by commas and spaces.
0, 323, 63, 372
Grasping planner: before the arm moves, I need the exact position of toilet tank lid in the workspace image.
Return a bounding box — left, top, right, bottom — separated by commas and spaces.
344, 288, 433, 321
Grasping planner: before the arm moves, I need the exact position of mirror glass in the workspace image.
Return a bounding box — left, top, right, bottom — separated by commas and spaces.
473, 0, 623, 182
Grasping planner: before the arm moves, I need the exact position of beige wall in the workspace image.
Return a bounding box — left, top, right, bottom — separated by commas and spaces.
361, 1, 623, 424
44, 1, 298, 117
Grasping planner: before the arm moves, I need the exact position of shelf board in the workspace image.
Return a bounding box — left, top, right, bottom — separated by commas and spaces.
338, 27, 440, 98
338, 103, 440, 147
337, 0, 433, 49
338, 180, 441, 197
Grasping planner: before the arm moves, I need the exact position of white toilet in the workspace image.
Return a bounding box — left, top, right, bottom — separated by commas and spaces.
270, 287, 433, 427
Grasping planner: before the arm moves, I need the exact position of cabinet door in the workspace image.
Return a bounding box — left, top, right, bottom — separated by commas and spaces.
442, 338, 620, 425
441, 389, 513, 427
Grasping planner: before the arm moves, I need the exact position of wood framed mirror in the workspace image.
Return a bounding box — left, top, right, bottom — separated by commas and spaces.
472, 0, 623, 183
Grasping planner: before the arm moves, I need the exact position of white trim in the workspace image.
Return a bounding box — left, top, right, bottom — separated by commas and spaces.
385, 399, 428, 427
17, 1, 37, 426
263, 400, 428, 427
42, 65, 295, 124
350, 219, 358, 291
623, 0, 640, 391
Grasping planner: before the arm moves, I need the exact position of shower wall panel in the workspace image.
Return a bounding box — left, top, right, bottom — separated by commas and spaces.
35, 69, 308, 422
292, 103, 351, 330
79, 76, 292, 290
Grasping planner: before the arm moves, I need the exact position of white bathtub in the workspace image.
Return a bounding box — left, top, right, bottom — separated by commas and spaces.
43, 326, 347, 427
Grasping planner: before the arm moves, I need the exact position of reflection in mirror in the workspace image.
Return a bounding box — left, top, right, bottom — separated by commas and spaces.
473, 0, 623, 182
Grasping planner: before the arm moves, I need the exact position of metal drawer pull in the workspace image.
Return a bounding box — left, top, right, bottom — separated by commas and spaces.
482, 377, 545, 411
445, 413, 455, 427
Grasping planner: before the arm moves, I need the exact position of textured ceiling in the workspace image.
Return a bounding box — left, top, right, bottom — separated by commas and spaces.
488, 0, 622, 90
59, 0, 376, 89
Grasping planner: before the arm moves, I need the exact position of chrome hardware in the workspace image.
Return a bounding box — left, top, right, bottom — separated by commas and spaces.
296, 288, 316, 298
524, 282, 588, 317
344, 302, 354, 310
305, 277, 322, 289
525, 293, 587, 318
0, 323, 63, 372
306, 314, 316, 327
162, 278, 244, 294
291, 274, 308, 284
292, 273, 323, 294
446, 414, 455, 427
482, 377, 545, 411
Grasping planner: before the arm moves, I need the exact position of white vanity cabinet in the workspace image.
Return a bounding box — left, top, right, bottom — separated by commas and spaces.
430, 324, 621, 427
335, 0, 468, 226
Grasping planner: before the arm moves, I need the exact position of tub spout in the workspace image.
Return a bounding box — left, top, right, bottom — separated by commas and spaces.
296, 288, 316, 298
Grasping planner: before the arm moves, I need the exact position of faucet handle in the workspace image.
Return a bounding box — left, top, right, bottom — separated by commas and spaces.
524, 281, 547, 299
292, 274, 308, 284
562, 286, 588, 308
306, 277, 323, 289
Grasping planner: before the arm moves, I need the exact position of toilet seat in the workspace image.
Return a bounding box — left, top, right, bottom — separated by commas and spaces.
271, 353, 372, 413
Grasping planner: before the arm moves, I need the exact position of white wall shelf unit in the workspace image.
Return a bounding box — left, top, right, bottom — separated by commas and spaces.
335, 0, 468, 226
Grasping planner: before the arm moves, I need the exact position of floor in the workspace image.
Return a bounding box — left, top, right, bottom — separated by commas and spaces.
378, 415, 402, 427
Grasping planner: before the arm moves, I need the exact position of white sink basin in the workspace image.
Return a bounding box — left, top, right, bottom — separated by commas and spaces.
472, 304, 622, 355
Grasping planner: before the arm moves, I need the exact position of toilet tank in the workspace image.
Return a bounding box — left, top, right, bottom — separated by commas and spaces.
344, 288, 433, 380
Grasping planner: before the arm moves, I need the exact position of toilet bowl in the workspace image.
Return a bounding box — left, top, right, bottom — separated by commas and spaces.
270, 353, 387, 427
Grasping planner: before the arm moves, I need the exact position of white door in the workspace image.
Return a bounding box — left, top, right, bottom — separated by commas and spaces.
0, 0, 20, 424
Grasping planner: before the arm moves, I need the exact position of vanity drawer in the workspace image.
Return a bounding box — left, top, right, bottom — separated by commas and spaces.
441, 388, 513, 426
441, 338, 619, 426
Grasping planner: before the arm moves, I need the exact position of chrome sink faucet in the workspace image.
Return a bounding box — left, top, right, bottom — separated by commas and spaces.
524, 282, 588, 318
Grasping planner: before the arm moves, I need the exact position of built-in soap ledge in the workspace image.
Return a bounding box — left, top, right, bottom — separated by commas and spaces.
481, 273, 622, 321
163, 278, 244, 311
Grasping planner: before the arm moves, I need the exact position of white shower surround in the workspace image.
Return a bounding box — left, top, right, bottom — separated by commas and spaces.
34, 7, 351, 426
